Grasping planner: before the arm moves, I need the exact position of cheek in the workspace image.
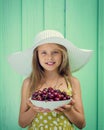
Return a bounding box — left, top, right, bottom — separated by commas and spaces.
56, 55, 62, 64
39, 56, 43, 62
38, 55, 46, 66
57, 55, 62, 60
38, 55, 43, 63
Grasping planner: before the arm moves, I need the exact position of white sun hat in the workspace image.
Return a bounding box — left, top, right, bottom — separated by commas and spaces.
8, 30, 93, 76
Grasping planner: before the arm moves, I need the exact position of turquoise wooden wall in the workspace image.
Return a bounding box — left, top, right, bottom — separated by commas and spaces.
0, 0, 104, 130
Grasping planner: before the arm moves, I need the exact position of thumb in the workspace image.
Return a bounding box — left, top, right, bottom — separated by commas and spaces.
27, 99, 32, 106
70, 98, 75, 105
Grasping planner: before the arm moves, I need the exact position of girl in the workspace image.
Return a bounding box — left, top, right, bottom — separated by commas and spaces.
8, 30, 92, 130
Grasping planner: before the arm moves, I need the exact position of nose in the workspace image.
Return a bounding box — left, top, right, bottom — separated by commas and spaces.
47, 53, 53, 60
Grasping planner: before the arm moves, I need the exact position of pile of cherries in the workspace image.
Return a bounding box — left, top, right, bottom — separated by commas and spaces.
31, 87, 71, 101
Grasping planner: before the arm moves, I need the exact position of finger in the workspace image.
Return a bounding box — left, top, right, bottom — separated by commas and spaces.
39, 108, 51, 112
44, 108, 51, 112
27, 100, 35, 108
55, 107, 65, 112
62, 105, 70, 109
32, 106, 51, 113
26, 100, 32, 106
54, 109, 60, 113
69, 98, 75, 105
61, 105, 72, 111
55, 104, 72, 112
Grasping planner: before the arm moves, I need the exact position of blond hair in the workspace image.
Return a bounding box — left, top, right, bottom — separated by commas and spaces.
29, 43, 71, 96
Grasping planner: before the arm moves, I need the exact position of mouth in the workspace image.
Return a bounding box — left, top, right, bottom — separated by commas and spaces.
45, 62, 56, 66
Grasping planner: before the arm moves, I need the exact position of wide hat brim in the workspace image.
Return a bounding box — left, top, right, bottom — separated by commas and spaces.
8, 37, 93, 76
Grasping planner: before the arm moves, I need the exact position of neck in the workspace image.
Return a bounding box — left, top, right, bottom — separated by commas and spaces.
45, 71, 60, 80
44, 72, 61, 88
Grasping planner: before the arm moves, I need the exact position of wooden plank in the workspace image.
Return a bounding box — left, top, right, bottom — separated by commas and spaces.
98, 0, 104, 129
66, 0, 98, 130
22, 0, 44, 50
44, 0, 65, 34
0, 0, 23, 129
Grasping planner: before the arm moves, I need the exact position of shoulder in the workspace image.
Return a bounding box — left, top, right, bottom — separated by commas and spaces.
22, 77, 30, 87
71, 76, 80, 87
70, 76, 82, 95
21, 77, 31, 93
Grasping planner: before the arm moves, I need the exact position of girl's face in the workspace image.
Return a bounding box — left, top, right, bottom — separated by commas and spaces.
38, 43, 62, 72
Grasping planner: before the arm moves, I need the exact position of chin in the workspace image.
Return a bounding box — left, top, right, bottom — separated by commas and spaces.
44, 68, 58, 72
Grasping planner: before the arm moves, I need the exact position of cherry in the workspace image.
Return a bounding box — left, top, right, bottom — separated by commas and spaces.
31, 87, 71, 101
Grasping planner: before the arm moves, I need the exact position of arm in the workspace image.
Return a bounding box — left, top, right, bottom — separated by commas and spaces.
18, 78, 37, 128
55, 77, 86, 129
18, 78, 51, 128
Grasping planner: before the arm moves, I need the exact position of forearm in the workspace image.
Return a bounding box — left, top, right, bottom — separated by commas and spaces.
64, 107, 86, 129
19, 108, 37, 128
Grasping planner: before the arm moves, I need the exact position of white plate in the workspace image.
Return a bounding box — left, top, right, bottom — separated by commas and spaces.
30, 98, 72, 110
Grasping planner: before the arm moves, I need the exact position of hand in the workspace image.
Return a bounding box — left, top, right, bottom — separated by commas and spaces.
54, 99, 75, 115
27, 99, 51, 113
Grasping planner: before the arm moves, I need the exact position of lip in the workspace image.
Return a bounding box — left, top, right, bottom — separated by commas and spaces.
45, 62, 56, 66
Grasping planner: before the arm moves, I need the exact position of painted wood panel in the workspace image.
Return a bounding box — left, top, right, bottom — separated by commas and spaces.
0, 0, 103, 130
44, 0, 65, 33
98, 0, 104, 129
68, 1, 98, 130
22, 0, 44, 50
0, 0, 23, 130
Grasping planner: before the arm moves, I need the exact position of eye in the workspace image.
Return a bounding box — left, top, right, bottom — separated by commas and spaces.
52, 51, 59, 54
41, 51, 47, 55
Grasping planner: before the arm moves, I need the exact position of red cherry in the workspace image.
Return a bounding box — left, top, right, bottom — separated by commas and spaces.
31, 87, 71, 101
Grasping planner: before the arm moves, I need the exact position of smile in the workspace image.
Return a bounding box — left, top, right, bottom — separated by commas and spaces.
46, 62, 56, 65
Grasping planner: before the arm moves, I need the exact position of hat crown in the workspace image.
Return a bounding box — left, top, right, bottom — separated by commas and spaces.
34, 30, 64, 43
